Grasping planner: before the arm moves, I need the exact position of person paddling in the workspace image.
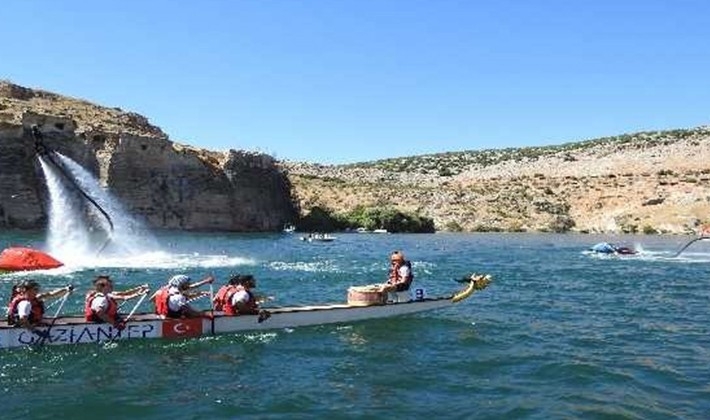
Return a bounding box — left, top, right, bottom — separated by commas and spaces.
213, 274, 271, 323
7, 280, 73, 330
230, 275, 262, 315
85, 275, 149, 330
212, 274, 241, 315
152, 274, 213, 319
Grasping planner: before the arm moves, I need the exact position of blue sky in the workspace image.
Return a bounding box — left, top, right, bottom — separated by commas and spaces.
2, 1, 709, 164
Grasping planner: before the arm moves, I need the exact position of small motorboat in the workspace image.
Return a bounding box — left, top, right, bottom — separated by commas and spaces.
589, 242, 637, 255
300, 233, 336, 242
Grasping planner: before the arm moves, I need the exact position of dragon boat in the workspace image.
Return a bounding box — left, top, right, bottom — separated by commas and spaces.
0, 275, 491, 350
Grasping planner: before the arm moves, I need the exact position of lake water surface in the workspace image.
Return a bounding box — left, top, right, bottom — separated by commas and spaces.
1, 231, 709, 419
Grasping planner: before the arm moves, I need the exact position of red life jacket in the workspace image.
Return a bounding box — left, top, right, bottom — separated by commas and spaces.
154, 287, 183, 318
388, 260, 414, 290
7, 295, 45, 325
213, 285, 239, 315
154, 287, 170, 316
84, 291, 118, 323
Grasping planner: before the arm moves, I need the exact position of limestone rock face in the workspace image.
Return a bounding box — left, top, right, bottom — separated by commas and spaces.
0, 82, 297, 231
282, 127, 710, 234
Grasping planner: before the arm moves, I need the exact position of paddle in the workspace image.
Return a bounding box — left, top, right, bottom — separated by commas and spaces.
209, 282, 215, 334
100, 291, 148, 347
36, 285, 73, 347
122, 291, 149, 325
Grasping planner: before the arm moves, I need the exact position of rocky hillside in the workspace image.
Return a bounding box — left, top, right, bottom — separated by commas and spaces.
0, 81, 297, 231
281, 127, 710, 234
3, 80, 708, 235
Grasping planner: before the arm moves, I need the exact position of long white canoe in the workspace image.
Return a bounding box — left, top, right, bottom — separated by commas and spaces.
0, 275, 490, 349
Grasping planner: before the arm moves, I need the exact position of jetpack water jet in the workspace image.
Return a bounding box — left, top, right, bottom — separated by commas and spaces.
31, 125, 115, 255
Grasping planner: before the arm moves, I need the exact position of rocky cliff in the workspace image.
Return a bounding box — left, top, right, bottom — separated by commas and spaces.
0, 81, 297, 231
282, 127, 710, 234
3, 80, 708, 235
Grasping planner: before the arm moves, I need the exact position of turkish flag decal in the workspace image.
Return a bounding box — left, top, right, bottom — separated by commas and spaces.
162, 319, 203, 338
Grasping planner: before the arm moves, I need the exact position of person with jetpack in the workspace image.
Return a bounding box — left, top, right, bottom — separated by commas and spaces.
84, 275, 149, 330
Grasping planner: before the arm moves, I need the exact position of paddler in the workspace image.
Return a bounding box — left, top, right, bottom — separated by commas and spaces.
84, 275, 149, 330
6, 279, 73, 330
229, 274, 261, 315
212, 274, 241, 315
213, 274, 271, 322
152, 274, 213, 319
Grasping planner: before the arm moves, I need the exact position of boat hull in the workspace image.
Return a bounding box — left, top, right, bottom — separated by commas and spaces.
0, 276, 490, 349
0, 298, 454, 349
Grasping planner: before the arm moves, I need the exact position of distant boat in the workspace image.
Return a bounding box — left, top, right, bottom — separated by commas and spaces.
372, 228, 389, 234
300, 233, 336, 242
283, 224, 296, 234
356, 227, 369, 233
589, 242, 637, 255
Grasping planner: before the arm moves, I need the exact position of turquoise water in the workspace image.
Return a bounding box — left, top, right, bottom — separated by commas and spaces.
1, 231, 709, 419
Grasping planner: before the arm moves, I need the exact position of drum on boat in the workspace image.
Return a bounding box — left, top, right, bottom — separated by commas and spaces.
347, 285, 387, 306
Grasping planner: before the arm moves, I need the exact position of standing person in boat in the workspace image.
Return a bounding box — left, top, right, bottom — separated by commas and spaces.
381, 251, 414, 292
152, 274, 213, 319
6, 280, 73, 329
85, 275, 149, 330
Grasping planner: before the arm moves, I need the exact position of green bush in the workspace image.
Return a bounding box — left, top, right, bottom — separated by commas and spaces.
642, 225, 657, 235
297, 205, 435, 233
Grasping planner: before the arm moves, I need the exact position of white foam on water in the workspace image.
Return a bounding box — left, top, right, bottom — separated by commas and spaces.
269, 260, 344, 273
38, 153, 162, 265
25, 154, 258, 275
582, 246, 710, 263
39, 157, 95, 260
2, 252, 256, 278
53, 154, 160, 257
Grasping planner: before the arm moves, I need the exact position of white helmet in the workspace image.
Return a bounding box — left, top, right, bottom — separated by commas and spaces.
168, 274, 191, 288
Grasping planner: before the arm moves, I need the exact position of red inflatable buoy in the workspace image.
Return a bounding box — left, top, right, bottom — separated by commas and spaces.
0, 247, 64, 272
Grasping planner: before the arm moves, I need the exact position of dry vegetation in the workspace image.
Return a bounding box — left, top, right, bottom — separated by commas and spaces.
282, 126, 710, 234
4, 80, 709, 234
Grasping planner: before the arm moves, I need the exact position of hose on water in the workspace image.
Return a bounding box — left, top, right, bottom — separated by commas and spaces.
31, 125, 115, 254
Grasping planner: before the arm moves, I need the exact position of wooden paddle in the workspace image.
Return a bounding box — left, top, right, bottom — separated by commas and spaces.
122, 291, 149, 324
36, 286, 73, 347
209, 283, 215, 334
102, 291, 149, 346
